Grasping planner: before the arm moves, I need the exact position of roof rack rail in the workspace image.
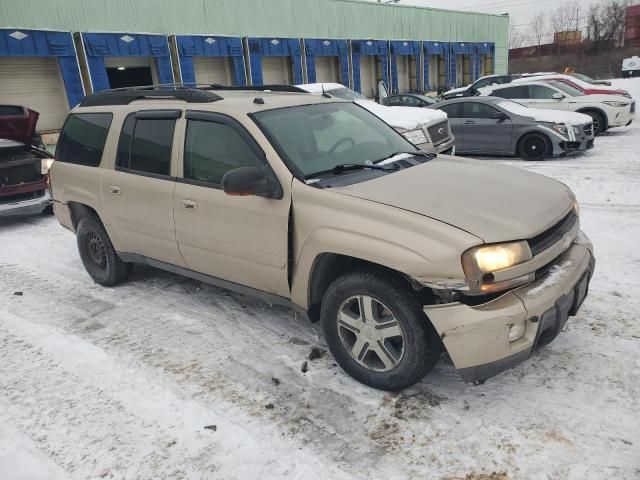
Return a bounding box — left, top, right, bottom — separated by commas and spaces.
79, 84, 223, 107
205, 84, 308, 93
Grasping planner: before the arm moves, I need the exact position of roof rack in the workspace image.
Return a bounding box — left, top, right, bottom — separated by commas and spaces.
79, 84, 223, 107
205, 84, 308, 93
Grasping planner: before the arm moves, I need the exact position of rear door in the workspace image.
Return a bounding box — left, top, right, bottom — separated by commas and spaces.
100, 109, 185, 267
173, 111, 291, 297
437, 103, 464, 150
461, 102, 513, 154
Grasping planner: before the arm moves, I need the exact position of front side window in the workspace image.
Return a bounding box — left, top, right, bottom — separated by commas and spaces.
184, 119, 264, 186
116, 114, 176, 176
254, 102, 415, 178
548, 81, 584, 97
55, 113, 112, 167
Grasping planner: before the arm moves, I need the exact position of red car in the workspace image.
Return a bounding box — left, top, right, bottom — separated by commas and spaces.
515, 74, 631, 98
0, 106, 53, 217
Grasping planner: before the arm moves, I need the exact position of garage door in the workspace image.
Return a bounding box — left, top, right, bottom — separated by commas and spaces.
193, 57, 233, 85
396, 55, 409, 93
409, 57, 418, 91
360, 55, 375, 98
314, 56, 341, 83
0, 57, 70, 131
261, 56, 292, 85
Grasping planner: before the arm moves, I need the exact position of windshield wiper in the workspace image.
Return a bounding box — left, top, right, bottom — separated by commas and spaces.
375, 150, 434, 163
305, 163, 398, 180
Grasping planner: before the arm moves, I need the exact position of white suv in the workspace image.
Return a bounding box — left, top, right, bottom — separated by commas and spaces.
297, 83, 456, 154
483, 80, 635, 135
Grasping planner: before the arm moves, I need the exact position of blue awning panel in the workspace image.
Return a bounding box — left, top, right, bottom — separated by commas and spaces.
0, 29, 84, 109
247, 37, 303, 85
176, 35, 245, 86
82, 32, 174, 91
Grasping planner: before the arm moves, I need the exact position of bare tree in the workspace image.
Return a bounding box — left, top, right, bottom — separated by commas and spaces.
510, 24, 529, 49
586, 0, 629, 50
529, 12, 549, 54
551, 1, 583, 33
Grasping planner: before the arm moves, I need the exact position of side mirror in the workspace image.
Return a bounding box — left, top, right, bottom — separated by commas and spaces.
552, 92, 564, 100
222, 167, 281, 198
491, 111, 508, 121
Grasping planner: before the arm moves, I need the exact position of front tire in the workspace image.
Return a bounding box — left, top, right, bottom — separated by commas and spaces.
583, 110, 605, 135
320, 271, 441, 391
76, 216, 132, 286
518, 132, 551, 161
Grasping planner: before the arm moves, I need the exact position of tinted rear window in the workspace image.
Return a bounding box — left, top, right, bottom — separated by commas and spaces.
0, 106, 25, 116
55, 113, 112, 167
116, 114, 176, 177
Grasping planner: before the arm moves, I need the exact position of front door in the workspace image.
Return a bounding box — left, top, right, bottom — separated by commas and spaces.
101, 109, 185, 267
173, 111, 291, 297
461, 102, 513, 154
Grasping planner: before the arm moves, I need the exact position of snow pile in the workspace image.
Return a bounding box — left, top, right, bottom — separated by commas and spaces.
355, 99, 447, 129
442, 86, 468, 96
498, 101, 593, 125
526, 260, 577, 296
297, 82, 346, 94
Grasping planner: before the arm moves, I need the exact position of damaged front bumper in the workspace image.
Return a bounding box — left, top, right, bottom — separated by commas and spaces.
424, 232, 595, 383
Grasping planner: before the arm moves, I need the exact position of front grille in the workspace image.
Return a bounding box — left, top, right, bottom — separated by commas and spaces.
583, 123, 593, 136
528, 212, 578, 256
426, 120, 450, 145
0, 189, 45, 205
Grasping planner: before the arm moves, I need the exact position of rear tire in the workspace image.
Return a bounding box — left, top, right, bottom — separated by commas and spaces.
76, 216, 132, 286
583, 110, 605, 135
518, 132, 551, 161
320, 270, 441, 391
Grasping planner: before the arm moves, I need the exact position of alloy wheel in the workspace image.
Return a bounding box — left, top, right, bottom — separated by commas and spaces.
336, 295, 405, 372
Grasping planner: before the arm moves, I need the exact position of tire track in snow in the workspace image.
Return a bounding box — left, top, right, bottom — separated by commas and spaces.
0, 311, 356, 480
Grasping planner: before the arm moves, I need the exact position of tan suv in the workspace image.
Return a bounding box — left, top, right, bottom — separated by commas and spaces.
50, 85, 595, 390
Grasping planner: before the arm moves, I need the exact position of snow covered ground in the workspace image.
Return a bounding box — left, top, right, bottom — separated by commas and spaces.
1, 79, 639, 480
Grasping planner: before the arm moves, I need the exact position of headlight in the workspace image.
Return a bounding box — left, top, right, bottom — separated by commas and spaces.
462, 241, 533, 292
551, 123, 569, 135
603, 101, 629, 107
402, 128, 428, 145
463, 241, 531, 274
41, 158, 54, 174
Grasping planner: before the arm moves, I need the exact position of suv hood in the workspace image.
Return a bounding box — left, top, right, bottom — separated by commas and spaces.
0, 106, 38, 145
333, 156, 574, 243
355, 99, 447, 130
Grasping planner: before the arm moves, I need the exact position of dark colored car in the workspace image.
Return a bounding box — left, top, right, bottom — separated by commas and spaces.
0, 105, 53, 217
384, 93, 438, 108
430, 97, 595, 161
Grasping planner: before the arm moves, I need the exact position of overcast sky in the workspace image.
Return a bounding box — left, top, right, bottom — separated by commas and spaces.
368, 0, 610, 31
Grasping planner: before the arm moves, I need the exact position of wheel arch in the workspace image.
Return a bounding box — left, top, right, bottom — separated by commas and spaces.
575, 107, 608, 131
306, 252, 434, 323
68, 201, 101, 231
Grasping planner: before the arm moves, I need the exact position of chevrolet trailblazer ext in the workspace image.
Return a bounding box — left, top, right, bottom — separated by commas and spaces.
50, 85, 595, 390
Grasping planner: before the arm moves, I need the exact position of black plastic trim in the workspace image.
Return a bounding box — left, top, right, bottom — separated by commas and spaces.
117, 252, 308, 319
114, 166, 176, 182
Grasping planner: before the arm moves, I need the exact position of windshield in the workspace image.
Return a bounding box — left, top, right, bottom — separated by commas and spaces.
326, 87, 366, 101
548, 80, 584, 97
254, 102, 417, 177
